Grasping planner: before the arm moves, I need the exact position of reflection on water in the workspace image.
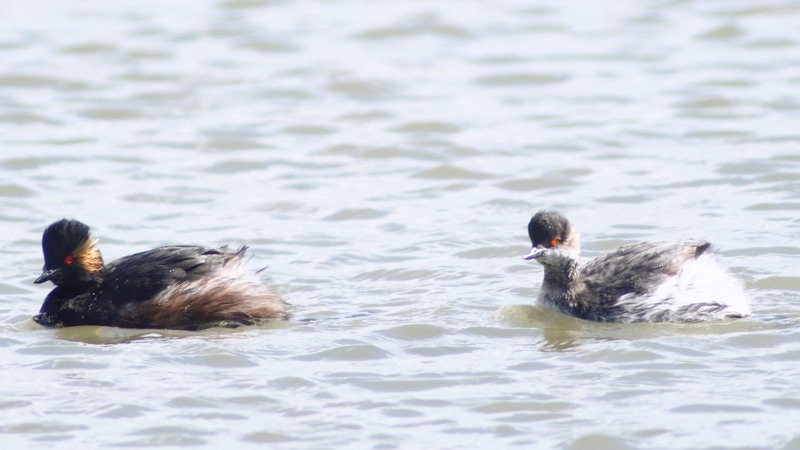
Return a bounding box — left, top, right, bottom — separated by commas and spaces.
1, 0, 800, 448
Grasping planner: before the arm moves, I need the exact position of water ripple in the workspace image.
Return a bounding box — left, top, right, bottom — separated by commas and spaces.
2, 0, 799, 448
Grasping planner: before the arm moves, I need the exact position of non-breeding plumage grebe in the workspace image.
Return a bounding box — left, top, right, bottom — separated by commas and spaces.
33, 219, 288, 330
522, 211, 751, 323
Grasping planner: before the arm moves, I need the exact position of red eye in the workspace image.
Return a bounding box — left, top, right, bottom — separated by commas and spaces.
550, 238, 559, 247
64, 256, 74, 265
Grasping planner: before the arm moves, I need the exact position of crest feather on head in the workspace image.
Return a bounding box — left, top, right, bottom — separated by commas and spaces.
42, 219, 104, 273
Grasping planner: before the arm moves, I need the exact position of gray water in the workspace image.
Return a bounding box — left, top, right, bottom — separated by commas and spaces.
2, 0, 800, 448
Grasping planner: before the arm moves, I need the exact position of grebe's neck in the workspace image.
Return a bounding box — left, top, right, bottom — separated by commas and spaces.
538, 256, 591, 315
542, 256, 581, 290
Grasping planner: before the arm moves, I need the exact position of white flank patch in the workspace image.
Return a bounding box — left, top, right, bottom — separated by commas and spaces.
616, 253, 751, 321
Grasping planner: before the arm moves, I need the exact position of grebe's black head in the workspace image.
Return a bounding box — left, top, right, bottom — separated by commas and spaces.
35, 219, 105, 286
523, 210, 579, 262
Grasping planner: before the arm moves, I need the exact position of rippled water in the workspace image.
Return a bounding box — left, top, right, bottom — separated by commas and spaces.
2, 0, 800, 448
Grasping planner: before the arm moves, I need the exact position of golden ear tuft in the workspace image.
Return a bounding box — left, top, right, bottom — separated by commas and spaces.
76, 238, 105, 273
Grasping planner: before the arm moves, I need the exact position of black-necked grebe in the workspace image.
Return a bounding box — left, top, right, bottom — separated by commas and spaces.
33, 219, 288, 330
522, 211, 751, 323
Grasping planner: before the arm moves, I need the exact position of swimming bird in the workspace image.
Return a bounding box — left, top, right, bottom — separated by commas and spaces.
34, 219, 288, 330
522, 210, 750, 322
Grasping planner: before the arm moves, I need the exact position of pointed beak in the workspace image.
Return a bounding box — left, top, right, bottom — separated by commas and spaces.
34, 268, 59, 284
522, 246, 545, 261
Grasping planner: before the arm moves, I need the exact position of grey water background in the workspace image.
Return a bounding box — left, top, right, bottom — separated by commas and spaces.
1, 0, 799, 448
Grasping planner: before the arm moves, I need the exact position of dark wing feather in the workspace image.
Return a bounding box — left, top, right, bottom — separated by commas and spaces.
582, 240, 711, 303
102, 245, 244, 305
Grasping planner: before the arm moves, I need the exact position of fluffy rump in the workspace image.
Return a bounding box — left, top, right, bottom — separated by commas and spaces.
613, 253, 751, 323
119, 258, 288, 330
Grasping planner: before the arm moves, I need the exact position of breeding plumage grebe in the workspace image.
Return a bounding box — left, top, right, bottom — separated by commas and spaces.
522, 211, 751, 323
33, 219, 288, 330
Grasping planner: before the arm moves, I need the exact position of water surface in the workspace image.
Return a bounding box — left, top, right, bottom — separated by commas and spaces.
1, 0, 799, 448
